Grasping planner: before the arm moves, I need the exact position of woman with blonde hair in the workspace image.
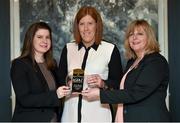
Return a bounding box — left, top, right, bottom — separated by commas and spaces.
82, 19, 171, 122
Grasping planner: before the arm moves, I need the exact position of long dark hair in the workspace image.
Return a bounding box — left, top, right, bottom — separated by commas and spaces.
19, 22, 55, 69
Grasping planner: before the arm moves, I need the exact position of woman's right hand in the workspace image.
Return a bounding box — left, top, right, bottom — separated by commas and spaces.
82, 88, 100, 101
56, 86, 71, 98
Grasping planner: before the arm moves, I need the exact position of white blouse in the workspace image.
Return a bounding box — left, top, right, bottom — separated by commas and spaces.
59, 41, 123, 122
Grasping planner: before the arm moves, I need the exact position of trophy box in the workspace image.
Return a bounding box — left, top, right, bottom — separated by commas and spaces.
72, 69, 84, 92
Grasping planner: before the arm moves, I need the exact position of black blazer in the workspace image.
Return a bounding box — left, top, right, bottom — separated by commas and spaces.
11, 57, 63, 122
100, 52, 170, 122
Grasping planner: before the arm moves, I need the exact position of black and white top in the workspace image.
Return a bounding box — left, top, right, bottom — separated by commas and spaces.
59, 41, 123, 122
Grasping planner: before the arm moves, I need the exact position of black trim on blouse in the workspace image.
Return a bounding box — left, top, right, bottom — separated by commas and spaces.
78, 41, 99, 51
58, 42, 123, 89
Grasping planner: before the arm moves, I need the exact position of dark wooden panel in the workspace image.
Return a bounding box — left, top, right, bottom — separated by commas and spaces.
168, 0, 180, 121
0, 0, 12, 121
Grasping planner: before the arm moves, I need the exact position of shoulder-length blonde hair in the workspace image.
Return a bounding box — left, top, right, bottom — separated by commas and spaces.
124, 19, 160, 59
73, 6, 103, 44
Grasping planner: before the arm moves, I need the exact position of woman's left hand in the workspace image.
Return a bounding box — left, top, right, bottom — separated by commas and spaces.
82, 88, 100, 101
87, 74, 105, 88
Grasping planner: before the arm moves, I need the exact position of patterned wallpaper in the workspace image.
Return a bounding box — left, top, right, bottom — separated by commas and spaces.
20, 0, 158, 68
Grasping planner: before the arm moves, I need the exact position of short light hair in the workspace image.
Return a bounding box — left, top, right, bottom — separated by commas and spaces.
124, 19, 160, 59
73, 6, 103, 44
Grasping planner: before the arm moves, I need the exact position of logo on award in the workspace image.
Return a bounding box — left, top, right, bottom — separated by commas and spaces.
72, 69, 84, 92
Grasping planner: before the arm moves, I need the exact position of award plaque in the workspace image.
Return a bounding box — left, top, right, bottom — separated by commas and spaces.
72, 69, 84, 92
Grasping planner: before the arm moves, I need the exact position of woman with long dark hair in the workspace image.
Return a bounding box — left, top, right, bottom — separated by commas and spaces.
11, 22, 70, 122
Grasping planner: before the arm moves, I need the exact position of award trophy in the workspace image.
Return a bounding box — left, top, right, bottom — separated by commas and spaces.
72, 69, 84, 92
